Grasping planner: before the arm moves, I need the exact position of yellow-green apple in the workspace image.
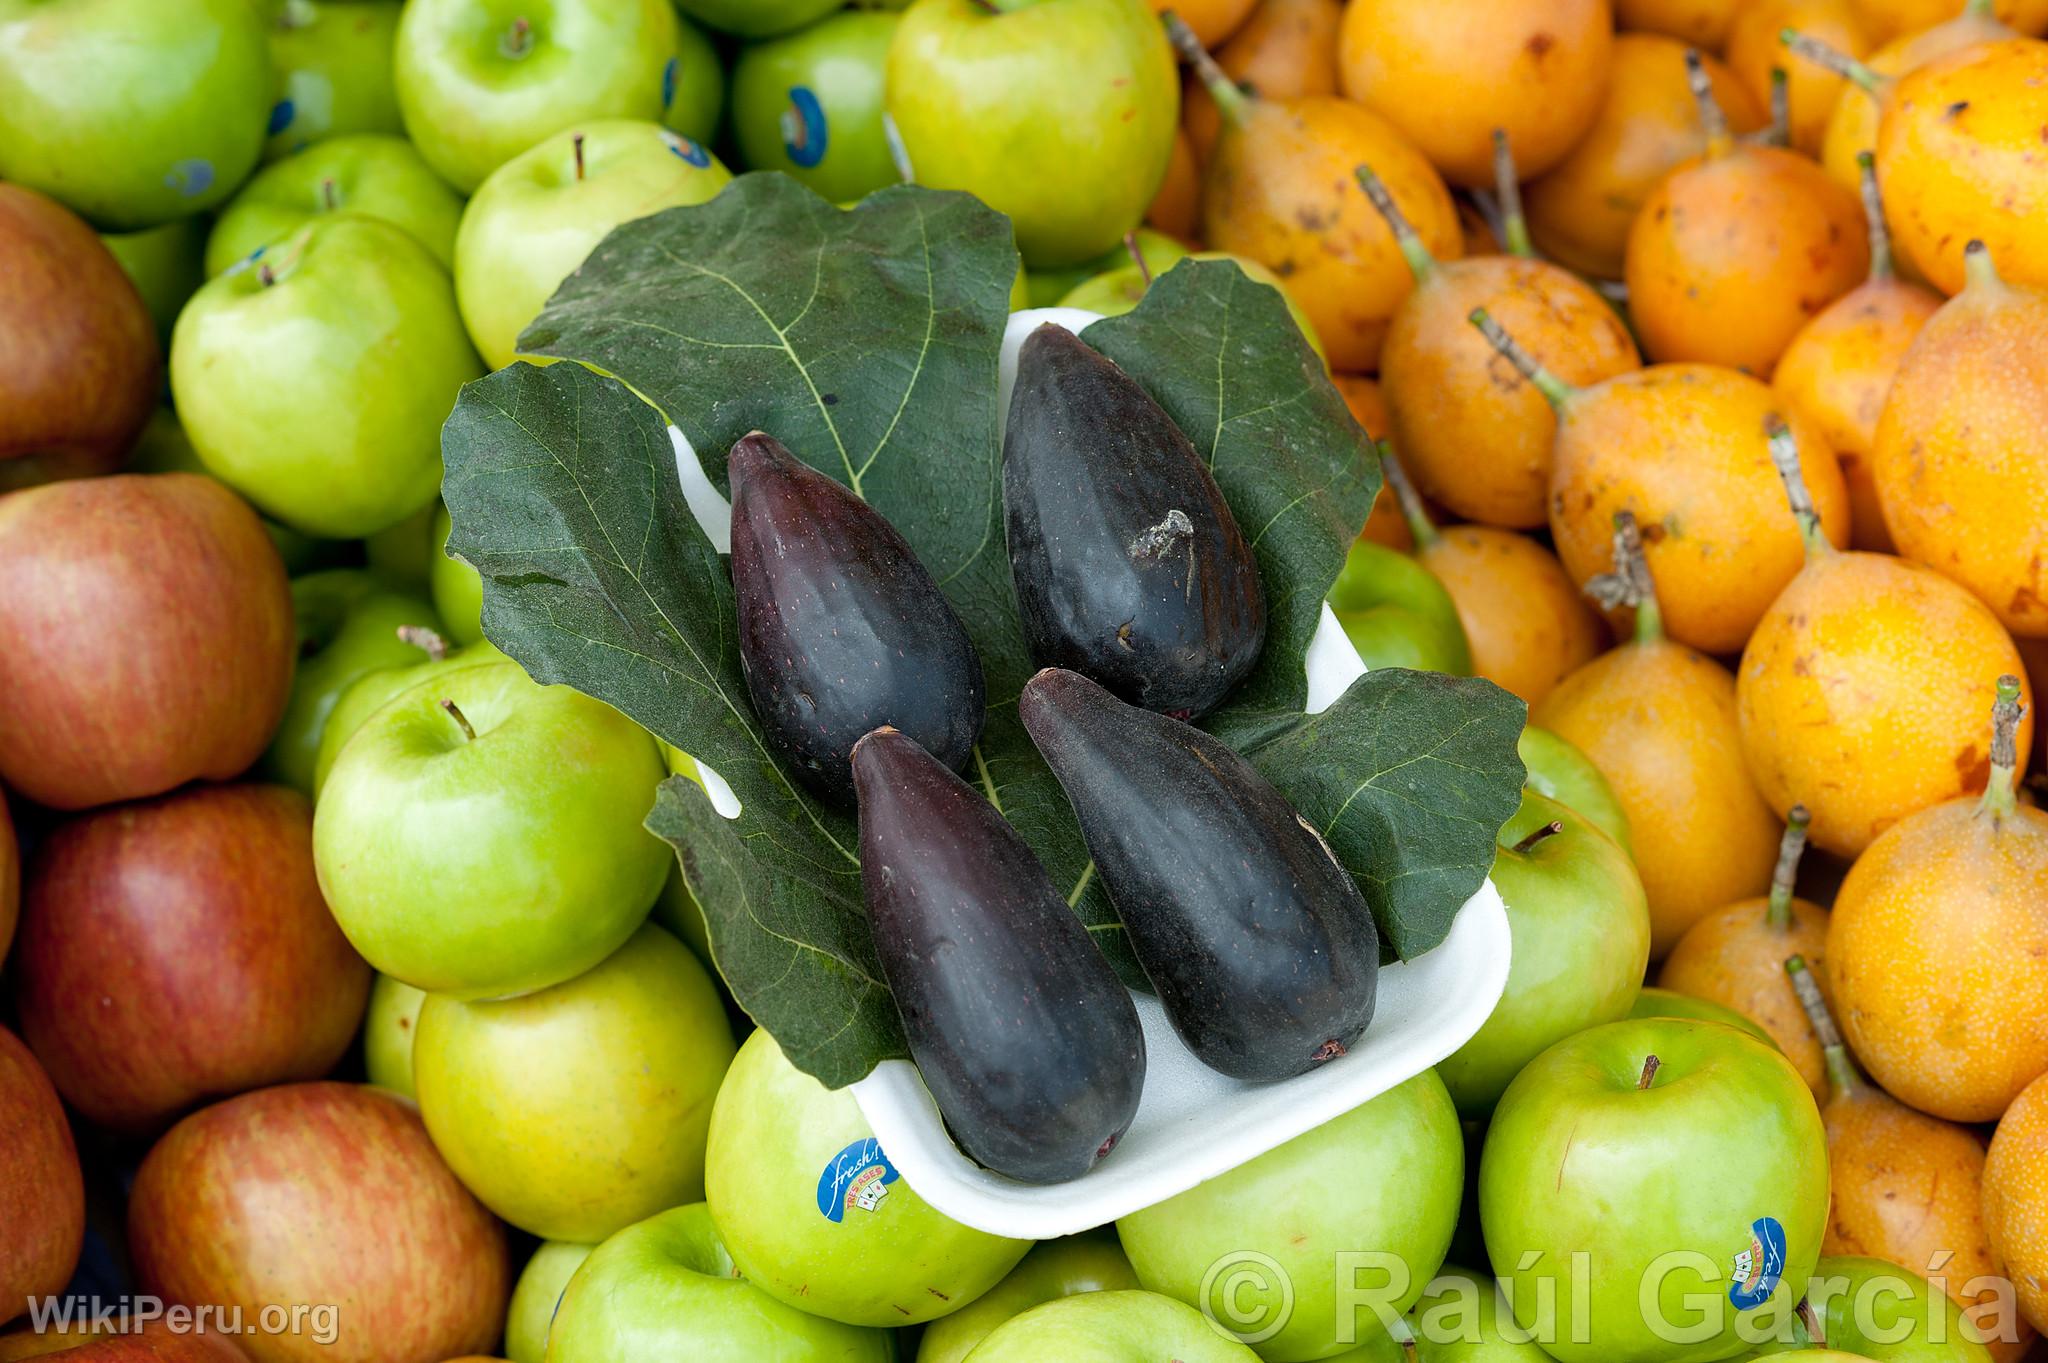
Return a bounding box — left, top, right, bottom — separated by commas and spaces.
310, 634, 509, 796
504, 1240, 591, 1363
0, 473, 295, 809
704, 1028, 1030, 1326
453, 119, 730, 369
431, 505, 487, 644
667, 11, 724, 143
362, 973, 426, 1100
1519, 726, 1631, 852
364, 500, 440, 588
312, 658, 669, 998
1400, 1266, 1554, 1360
919, 1233, 1141, 1363
1438, 790, 1650, 1115
205, 134, 465, 276
730, 11, 900, 203
675, 0, 843, 38
171, 216, 482, 538
884, 0, 1179, 267
264, 0, 405, 162
393, 0, 686, 193
0, 1027, 83, 1329
1328, 538, 1472, 674
101, 216, 209, 351
961, 1291, 1260, 1362
1479, 1018, 1830, 1363
414, 923, 736, 1241
1743, 1256, 1996, 1360
0, 0, 272, 229
15, 784, 370, 1134
1, 186, 159, 479
1022, 229, 1189, 309
1117, 1070, 1465, 1361
1629, 987, 1779, 1048
128, 1083, 510, 1363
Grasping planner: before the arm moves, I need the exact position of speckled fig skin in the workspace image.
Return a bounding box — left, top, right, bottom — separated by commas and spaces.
1872, 245, 2048, 636
1181, 0, 1341, 165
1985, 1074, 2048, 1339
1727, 0, 1874, 155
1419, 525, 1608, 709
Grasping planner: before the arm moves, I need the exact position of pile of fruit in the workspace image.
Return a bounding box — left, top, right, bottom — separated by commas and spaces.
3, 0, 2048, 1360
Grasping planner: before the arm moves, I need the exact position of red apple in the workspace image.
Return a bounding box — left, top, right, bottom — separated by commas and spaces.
0, 1324, 249, 1361
0, 788, 17, 968
0, 474, 294, 809
0, 185, 158, 477
128, 1083, 510, 1363
16, 783, 372, 1133
0, 1026, 84, 1329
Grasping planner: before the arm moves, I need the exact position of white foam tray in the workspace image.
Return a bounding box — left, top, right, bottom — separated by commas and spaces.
667, 308, 1512, 1239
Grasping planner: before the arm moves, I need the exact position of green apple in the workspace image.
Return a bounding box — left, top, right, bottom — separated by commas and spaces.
454, 119, 732, 369
667, 12, 725, 143
506, 1238, 592, 1363
312, 657, 671, 998
101, 216, 209, 348
1065, 254, 1327, 364
730, 11, 901, 205
963, 1290, 1260, 1362
361, 971, 425, 1099
0, 0, 272, 229
414, 923, 735, 1241
311, 632, 504, 795
1025, 228, 1188, 308
1328, 539, 1473, 674
430, 504, 488, 645
547, 1201, 895, 1362
1629, 987, 1779, 1050
885, 0, 1179, 268
394, 0, 686, 193
1118, 1070, 1465, 1362
265, 569, 442, 793
1518, 726, 1632, 854
264, 0, 405, 162
1742, 1257, 1995, 1361
920, 1232, 1142, 1363
704, 1028, 1030, 1327
205, 134, 465, 276
171, 215, 482, 539
1479, 1018, 1830, 1363
124, 405, 344, 572
1399, 1267, 1553, 1361
364, 500, 440, 589
675, 0, 844, 39
1439, 790, 1650, 1116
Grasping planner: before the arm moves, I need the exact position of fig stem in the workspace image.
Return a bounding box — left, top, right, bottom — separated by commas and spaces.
1585, 510, 1665, 646
1983, 674, 2025, 818
572, 131, 586, 182
1511, 820, 1565, 855
1765, 806, 1811, 931
1163, 14, 1250, 129
320, 176, 338, 213
1466, 308, 1576, 409
1684, 48, 1732, 156
1779, 28, 1881, 93
396, 624, 450, 662
1638, 1053, 1662, 1089
1766, 415, 1831, 559
1787, 954, 1865, 1100
1376, 442, 1439, 549
1492, 129, 1534, 259
1964, 239, 2000, 291
499, 15, 533, 58
1123, 230, 1153, 285
1356, 165, 1437, 284
1856, 152, 1893, 282
439, 698, 477, 742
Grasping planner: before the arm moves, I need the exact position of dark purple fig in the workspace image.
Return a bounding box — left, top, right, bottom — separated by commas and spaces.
853, 725, 1144, 1184
1019, 667, 1378, 1083
729, 432, 985, 808
1001, 323, 1266, 720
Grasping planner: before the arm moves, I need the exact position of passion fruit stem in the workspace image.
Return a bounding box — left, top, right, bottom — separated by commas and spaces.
1785, 954, 1864, 1100
1984, 673, 2025, 818
1683, 49, 1733, 156
1585, 510, 1665, 646
1356, 165, 1438, 284
1163, 14, 1250, 128
1856, 152, 1893, 282
1965, 0, 1994, 14
1765, 415, 1831, 559
1492, 129, 1534, 258
1375, 441, 1440, 549
439, 698, 477, 742
1466, 308, 1576, 409
1765, 805, 1811, 931
1755, 68, 1790, 149
396, 624, 450, 662
1964, 239, 2002, 291
1779, 29, 1882, 93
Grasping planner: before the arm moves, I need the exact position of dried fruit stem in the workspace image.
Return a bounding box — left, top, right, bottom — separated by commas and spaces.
1466, 308, 1576, 409
1511, 820, 1565, 855
320, 177, 338, 212
1759, 68, 1790, 149
1492, 129, 1534, 258
1163, 14, 1250, 128
1856, 152, 1892, 282
1984, 674, 2025, 818
439, 698, 477, 742
1785, 954, 1862, 1099
1123, 231, 1154, 285
1766, 806, 1811, 931
1964, 239, 2001, 291
500, 15, 533, 58
572, 131, 586, 182
1356, 165, 1437, 284
1585, 511, 1665, 646
1684, 49, 1732, 156
1779, 29, 1881, 93
1376, 441, 1440, 549
1766, 415, 1830, 558
1638, 1053, 1662, 1089
396, 624, 450, 662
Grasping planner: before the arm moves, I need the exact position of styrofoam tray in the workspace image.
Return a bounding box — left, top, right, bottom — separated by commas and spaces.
666, 307, 1513, 1238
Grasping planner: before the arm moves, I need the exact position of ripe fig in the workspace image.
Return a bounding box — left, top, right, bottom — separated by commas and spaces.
1002, 323, 1265, 720
729, 432, 985, 808
1019, 666, 1378, 1082
852, 727, 1144, 1186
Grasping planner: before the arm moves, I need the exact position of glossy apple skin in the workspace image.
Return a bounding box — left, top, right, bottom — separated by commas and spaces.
0, 1027, 84, 1329
704, 1029, 1030, 1327
102, 216, 209, 350
454, 119, 731, 369
1519, 726, 1632, 853
0, 0, 271, 229
1118, 1071, 1465, 1362
961, 1290, 1261, 1362
310, 638, 508, 797
17, 784, 370, 1134
129, 1082, 510, 1363
1740, 1256, 1995, 1360
1628, 986, 1779, 1049
1328, 539, 1472, 674
394, 0, 686, 193
918, 1233, 1141, 1363
885, 0, 1179, 268
731, 11, 900, 203
1397, 1266, 1552, 1361
0, 473, 295, 809
1479, 1019, 1830, 1363
3, 1331, 251, 1361
206, 134, 465, 276
675, 0, 842, 38
313, 658, 670, 998
546, 1202, 893, 1362
431, 505, 487, 645
1439, 790, 1651, 1116
361, 973, 425, 1100
504, 1239, 591, 1363
667, 12, 724, 142
264, 0, 405, 162
1, 186, 159, 469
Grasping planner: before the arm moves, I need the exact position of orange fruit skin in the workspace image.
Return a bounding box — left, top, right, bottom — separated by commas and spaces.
1534, 640, 1783, 956
1333, 374, 1413, 551
1202, 96, 1461, 374
1738, 551, 2032, 856
1872, 264, 2048, 636
1183, 0, 1340, 165
1854, 0, 2048, 43
1547, 366, 1852, 655
1878, 38, 2048, 295
1625, 146, 1872, 378
1145, 127, 1201, 241
1819, 10, 2015, 195
1985, 1072, 2048, 1336
1615, 0, 1746, 47
1828, 798, 2048, 1122
1658, 897, 1834, 1095
1150, 0, 1260, 46
1417, 526, 1608, 708
1335, 0, 1615, 188
1772, 276, 1945, 553
1382, 256, 1640, 529
1524, 35, 1767, 281
1729, 0, 1875, 155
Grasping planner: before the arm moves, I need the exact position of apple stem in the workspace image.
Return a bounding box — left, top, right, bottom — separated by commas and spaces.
1356, 165, 1439, 284
1637, 1054, 1662, 1089
1766, 415, 1831, 560
257, 262, 277, 288
1466, 309, 1576, 410
1750, 68, 1791, 149
1492, 129, 1534, 259
319, 176, 338, 213
1797, 1298, 1828, 1348
1857, 152, 1894, 282
1683, 49, 1733, 158
1511, 820, 1564, 855
1376, 442, 1440, 550
395, 624, 450, 662
500, 16, 533, 59
1123, 231, 1153, 285
1163, 13, 1251, 129
1982, 673, 2025, 818
1785, 954, 1865, 1101
1779, 28, 1881, 93
573, 131, 586, 182
440, 698, 478, 742
1764, 805, 1811, 931
1964, 239, 2001, 291
1584, 510, 1666, 646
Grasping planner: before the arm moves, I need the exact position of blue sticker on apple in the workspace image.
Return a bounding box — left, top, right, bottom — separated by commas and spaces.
164, 159, 215, 198
781, 86, 829, 169
1729, 1217, 1787, 1310
267, 99, 295, 136
816, 1137, 898, 1223
661, 56, 678, 110
661, 131, 712, 169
